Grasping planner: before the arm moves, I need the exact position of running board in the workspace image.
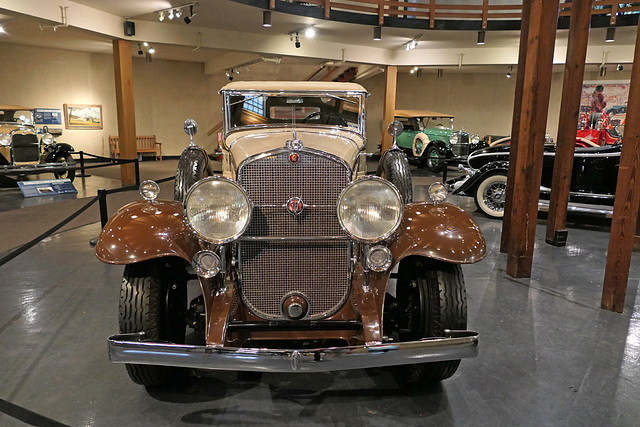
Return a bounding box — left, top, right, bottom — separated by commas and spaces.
537, 200, 613, 218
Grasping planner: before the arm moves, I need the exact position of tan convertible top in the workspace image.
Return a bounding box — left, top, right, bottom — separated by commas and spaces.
0, 105, 33, 111
221, 81, 367, 93
395, 109, 454, 118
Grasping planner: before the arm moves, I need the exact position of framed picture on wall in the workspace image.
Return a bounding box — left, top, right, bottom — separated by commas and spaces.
63, 104, 103, 129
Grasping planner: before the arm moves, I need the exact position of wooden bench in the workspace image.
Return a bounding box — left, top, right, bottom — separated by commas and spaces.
109, 135, 162, 161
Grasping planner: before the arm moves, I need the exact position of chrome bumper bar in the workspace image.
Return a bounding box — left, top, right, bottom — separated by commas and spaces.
108, 331, 479, 373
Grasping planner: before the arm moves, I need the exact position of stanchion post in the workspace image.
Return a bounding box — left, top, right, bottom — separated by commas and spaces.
135, 159, 140, 186
442, 160, 448, 182
77, 151, 91, 178
98, 189, 108, 228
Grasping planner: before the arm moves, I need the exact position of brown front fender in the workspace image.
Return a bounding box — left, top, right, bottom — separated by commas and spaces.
95, 200, 201, 265
389, 202, 486, 264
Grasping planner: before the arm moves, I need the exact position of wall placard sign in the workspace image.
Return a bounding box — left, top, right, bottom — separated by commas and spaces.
17, 179, 77, 198
34, 108, 63, 125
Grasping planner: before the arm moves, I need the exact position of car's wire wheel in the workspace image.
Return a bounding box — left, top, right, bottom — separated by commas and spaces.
474, 173, 507, 218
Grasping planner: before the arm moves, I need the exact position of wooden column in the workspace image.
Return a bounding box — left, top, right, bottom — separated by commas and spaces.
601, 21, 640, 312
545, 0, 593, 247
112, 40, 137, 185
500, 0, 531, 253
382, 65, 397, 153
505, 0, 559, 278
635, 209, 640, 252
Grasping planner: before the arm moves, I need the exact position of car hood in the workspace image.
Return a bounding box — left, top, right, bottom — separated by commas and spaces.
424, 127, 456, 138
226, 127, 365, 169
0, 123, 27, 134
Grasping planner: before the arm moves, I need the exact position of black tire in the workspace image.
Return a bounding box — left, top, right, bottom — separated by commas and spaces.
174, 148, 208, 202
53, 153, 76, 182
425, 145, 444, 173
474, 173, 507, 218
384, 257, 467, 383
381, 150, 413, 203
119, 259, 189, 387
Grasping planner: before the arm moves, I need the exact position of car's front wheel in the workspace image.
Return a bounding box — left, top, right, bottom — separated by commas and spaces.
474, 173, 507, 218
384, 257, 467, 383
52, 153, 76, 182
119, 259, 189, 387
425, 145, 444, 173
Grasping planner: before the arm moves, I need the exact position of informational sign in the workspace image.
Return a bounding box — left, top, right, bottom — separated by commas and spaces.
34, 108, 63, 125
17, 178, 77, 198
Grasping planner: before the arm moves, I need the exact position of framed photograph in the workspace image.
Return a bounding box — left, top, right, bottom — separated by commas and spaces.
63, 104, 103, 129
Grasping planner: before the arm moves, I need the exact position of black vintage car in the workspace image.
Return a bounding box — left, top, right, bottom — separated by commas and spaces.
446, 142, 620, 218
0, 106, 76, 181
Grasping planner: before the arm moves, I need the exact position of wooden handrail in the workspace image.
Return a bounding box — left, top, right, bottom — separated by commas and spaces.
273, 0, 635, 28
207, 121, 223, 137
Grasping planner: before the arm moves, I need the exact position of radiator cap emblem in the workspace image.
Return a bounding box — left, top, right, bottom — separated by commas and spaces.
286, 197, 304, 217
289, 152, 299, 163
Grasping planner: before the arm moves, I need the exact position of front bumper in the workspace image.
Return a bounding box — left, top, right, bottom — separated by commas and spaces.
108, 330, 478, 373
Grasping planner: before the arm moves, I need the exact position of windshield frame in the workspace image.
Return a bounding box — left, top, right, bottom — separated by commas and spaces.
221, 90, 367, 140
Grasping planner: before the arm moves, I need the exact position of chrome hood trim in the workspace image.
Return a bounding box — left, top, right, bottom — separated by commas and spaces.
108, 331, 478, 373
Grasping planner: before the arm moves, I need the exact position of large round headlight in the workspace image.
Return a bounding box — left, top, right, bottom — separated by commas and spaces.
449, 133, 459, 144
41, 133, 54, 145
471, 134, 480, 145
337, 177, 403, 243
184, 177, 252, 244
0, 134, 10, 146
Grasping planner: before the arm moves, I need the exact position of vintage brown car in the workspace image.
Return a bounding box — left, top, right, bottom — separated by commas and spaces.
95, 81, 486, 387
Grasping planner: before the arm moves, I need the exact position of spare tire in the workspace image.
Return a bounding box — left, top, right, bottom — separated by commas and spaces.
174, 148, 209, 202
381, 150, 413, 204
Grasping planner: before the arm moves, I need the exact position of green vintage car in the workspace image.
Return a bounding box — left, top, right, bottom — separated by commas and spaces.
394, 110, 481, 172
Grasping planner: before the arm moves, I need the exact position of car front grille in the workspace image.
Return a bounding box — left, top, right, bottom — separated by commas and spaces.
12, 134, 40, 163
451, 133, 470, 157
237, 150, 352, 320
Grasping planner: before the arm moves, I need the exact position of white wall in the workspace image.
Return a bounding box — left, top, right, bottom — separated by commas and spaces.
1, 41, 633, 157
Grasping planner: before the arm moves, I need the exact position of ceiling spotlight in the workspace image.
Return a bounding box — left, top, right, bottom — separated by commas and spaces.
175, 8, 183, 18
137, 43, 143, 55
143, 42, 149, 47
606, 27, 615, 42
184, 5, 196, 24
168, 9, 174, 19
437, 69, 444, 78
295, 32, 301, 48
148, 46, 155, 54
410, 68, 415, 74
477, 30, 486, 45
600, 66, 607, 77
373, 26, 381, 41
506, 66, 513, 78
305, 26, 315, 38
0, 24, 5, 34
158, 11, 165, 21
263, 10, 271, 27
405, 40, 418, 51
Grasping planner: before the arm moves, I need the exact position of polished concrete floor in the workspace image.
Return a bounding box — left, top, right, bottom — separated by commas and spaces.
1, 165, 639, 426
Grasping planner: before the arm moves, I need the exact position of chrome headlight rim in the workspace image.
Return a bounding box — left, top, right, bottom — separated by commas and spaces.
41, 132, 54, 145
337, 175, 404, 244
183, 176, 253, 244
449, 133, 459, 144
470, 134, 480, 145
0, 134, 10, 146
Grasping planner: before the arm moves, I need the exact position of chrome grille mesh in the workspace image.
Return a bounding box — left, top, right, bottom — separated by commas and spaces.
239, 241, 350, 319
237, 150, 352, 319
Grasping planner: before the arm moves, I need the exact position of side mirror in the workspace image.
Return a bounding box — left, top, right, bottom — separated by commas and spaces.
387, 120, 404, 137
184, 119, 198, 146
387, 120, 404, 150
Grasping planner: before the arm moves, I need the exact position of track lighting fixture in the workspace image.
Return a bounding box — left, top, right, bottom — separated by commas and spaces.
600, 66, 607, 77
157, 2, 197, 24
137, 43, 143, 55
437, 69, 444, 78
506, 66, 513, 78
405, 40, 418, 51
477, 31, 486, 45
373, 26, 381, 41
263, 10, 271, 27
146, 52, 152, 63
606, 27, 615, 42
148, 47, 155, 54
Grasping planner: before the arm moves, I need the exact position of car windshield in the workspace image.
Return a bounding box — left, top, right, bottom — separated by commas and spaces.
224, 93, 364, 134
423, 117, 454, 129
0, 109, 34, 125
